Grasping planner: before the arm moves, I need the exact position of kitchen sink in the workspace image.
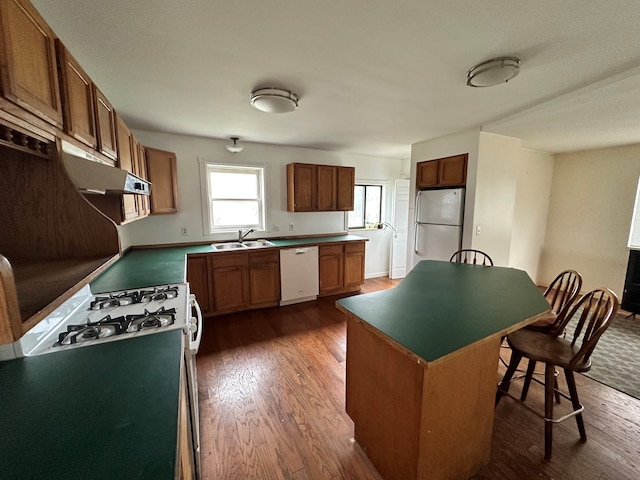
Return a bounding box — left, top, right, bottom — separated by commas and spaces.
211, 242, 247, 251
211, 240, 276, 251
243, 240, 276, 248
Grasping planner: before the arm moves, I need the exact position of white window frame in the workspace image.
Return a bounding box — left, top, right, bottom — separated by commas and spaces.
199, 159, 268, 235
347, 179, 388, 231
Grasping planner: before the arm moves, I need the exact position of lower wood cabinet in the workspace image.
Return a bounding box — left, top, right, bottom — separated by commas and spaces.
344, 242, 366, 287
187, 250, 280, 317
212, 264, 249, 313
186, 255, 212, 316
249, 251, 280, 307
319, 241, 365, 296
319, 245, 344, 293
187, 241, 364, 317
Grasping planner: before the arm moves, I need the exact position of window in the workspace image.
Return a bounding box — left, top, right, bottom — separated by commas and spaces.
202, 163, 266, 234
348, 184, 382, 229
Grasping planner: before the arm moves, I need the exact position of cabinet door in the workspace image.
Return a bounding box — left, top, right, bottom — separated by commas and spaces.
115, 114, 139, 221
344, 243, 365, 287
212, 265, 249, 313
56, 41, 96, 148
336, 166, 355, 210
133, 140, 150, 217
186, 255, 212, 316
287, 163, 316, 212
416, 160, 439, 189
438, 154, 467, 186
0, 0, 62, 127
93, 86, 117, 160
249, 262, 280, 306
319, 245, 344, 293
145, 146, 179, 214
317, 165, 337, 211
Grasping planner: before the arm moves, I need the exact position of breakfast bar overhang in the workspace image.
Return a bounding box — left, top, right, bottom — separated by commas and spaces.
336, 261, 550, 480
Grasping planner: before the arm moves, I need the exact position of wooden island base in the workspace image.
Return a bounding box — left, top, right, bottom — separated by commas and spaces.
346, 315, 501, 480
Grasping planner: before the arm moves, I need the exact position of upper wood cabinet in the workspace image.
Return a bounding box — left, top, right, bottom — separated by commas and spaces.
416, 154, 467, 189
93, 86, 117, 160
287, 163, 355, 212
317, 165, 337, 211
56, 41, 96, 148
0, 0, 63, 128
336, 166, 355, 210
134, 140, 150, 217
115, 114, 140, 222
145, 146, 179, 215
287, 162, 316, 212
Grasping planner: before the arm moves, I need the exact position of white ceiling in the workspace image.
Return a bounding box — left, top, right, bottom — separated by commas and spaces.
32, 0, 640, 159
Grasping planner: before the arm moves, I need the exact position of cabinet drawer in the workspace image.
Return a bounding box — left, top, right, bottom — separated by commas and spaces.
249, 250, 279, 265
210, 252, 249, 268
344, 242, 365, 254
319, 244, 343, 256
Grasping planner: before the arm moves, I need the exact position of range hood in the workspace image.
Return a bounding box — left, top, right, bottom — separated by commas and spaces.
60, 140, 151, 195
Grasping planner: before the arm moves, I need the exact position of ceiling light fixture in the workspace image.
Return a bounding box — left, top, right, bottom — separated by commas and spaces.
250, 87, 299, 113
225, 137, 244, 153
466, 56, 521, 87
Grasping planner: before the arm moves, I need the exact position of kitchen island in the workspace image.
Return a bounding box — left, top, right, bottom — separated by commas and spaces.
336, 260, 550, 480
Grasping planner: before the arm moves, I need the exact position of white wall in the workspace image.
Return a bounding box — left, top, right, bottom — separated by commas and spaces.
538, 143, 640, 295
408, 128, 481, 267
508, 149, 554, 280
473, 133, 521, 266
409, 130, 552, 278
120, 130, 403, 278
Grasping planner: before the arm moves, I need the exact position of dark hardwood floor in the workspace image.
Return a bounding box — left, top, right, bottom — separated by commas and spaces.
196, 277, 640, 479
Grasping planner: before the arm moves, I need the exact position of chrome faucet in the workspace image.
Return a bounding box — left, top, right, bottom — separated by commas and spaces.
238, 228, 255, 243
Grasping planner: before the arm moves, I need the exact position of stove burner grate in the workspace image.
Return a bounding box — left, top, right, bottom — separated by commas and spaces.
126, 307, 177, 332
56, 315, 128, 346
90, 286, 179, 309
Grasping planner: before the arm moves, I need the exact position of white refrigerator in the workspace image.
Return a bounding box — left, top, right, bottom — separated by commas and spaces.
414, 188, 464, 263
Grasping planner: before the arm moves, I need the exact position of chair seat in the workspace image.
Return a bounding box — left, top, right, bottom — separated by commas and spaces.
526, 311, 557, 330
507, 328, 591, 372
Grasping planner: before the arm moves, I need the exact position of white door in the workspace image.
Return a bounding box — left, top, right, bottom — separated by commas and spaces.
390, 179, 410, 279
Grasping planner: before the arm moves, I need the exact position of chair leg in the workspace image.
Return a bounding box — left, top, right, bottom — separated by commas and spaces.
564, 369, 587, 441
544, 363, 555, 460
496, 351, 522, 405
520, 359, 537, 401
554, 370, 562, 404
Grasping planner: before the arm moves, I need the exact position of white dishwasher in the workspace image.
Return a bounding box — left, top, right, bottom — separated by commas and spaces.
280, 246, 319, 306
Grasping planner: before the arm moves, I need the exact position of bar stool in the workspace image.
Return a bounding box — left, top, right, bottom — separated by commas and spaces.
496, 288, 619, 459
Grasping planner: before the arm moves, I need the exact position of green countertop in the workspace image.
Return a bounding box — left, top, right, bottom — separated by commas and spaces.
336, 260, 550, 363
0, 329, 183, 480
90, 234, 366, 293
0, 233, 367, 478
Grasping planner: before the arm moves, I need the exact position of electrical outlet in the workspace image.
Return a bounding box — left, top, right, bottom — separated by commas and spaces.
289, 223, 294, 231
181, 227, 188, 236
272, 224, 279, 232
476, 225, 481, 235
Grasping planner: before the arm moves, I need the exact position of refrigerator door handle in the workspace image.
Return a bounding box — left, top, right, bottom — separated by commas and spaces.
415, 190, 422, 223
414, 224, 420, 254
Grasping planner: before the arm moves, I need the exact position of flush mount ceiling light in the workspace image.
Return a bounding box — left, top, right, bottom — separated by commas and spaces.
250, 87, 299, 113
466, 56, 521, 87
225, 137, 244, 153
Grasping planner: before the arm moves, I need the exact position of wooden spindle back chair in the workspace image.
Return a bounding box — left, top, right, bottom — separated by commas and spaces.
496, 288, 620, 459
449, 249, 493, 266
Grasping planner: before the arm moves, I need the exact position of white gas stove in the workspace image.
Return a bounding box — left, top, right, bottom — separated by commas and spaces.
3, 283, 192, 358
